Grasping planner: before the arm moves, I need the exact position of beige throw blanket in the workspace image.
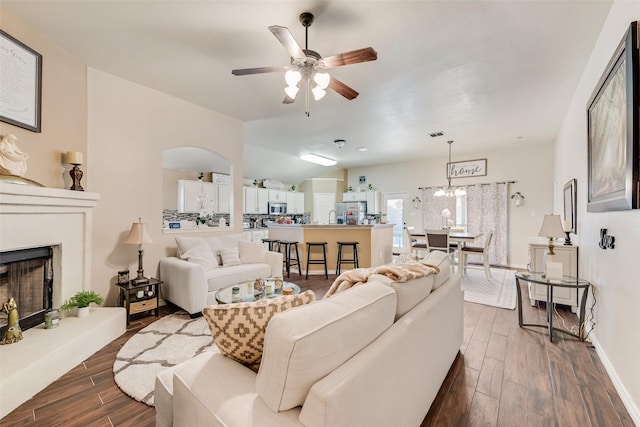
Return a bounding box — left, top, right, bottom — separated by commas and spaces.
324, 261, 440, 298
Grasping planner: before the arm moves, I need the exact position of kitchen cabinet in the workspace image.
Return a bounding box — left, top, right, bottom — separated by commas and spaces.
243, 229, 268, 243
244, 187, 269, 214
342, 191, 381, 214
178, 180, 230, 214
528, 243, 578, 312
268, 190, 287, 203
286, 192, 305, 214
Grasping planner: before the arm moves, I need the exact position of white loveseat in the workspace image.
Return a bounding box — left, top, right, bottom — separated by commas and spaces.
159, 234, 283, 315
155, 250, 463, 427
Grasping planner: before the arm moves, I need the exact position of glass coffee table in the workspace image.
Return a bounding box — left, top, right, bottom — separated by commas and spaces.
215, 281, 300, 304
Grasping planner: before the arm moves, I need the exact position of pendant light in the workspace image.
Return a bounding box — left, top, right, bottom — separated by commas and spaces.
434, 140, 466, 197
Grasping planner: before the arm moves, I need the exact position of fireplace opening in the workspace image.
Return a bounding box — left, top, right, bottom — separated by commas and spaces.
0, 246, 54, 335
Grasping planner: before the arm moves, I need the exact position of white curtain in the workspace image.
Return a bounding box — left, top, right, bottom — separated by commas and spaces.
421, 188, 456, 230
465, 182, 508, 266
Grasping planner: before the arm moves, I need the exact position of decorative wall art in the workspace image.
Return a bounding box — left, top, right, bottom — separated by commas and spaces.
587, 21, 639, 212
563, 179, 577, 233
0, 30, 42, 132
447, 159, 487, 178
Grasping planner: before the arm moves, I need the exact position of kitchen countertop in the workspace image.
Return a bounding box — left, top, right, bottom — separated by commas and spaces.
267, 223, 393, 228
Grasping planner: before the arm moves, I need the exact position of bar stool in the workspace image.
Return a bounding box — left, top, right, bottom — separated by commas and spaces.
278, 240, 301, 278
305, 242, 328, 279
261, 238, 279, 252
336, 241, 359, 275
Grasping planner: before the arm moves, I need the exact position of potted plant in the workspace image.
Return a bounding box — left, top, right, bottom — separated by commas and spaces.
61, 291, 104, 317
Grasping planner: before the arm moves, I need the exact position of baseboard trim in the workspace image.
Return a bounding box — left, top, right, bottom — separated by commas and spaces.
590, 333, 640, 426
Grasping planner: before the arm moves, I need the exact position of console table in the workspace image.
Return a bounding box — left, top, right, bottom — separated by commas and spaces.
515, 272, 590, 342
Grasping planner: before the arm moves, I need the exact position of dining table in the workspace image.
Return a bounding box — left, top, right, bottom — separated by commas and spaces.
409, 230, 482, 273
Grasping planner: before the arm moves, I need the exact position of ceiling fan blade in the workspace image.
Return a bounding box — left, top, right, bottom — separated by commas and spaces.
283, 95, 296, 104
329, 77, 359, 100
232, 65, 289, 76
321, 47, 377, 69
268, 25, 306, 60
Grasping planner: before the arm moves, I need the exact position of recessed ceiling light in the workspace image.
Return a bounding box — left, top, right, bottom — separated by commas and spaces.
299, 153, 337, 166
357, 147, 368, 152
429, 131, 444, 137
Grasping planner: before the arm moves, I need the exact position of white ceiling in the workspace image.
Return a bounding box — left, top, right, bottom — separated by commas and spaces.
3, 1, 612, 184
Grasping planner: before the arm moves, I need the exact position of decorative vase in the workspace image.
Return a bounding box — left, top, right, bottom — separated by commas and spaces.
77, 306, 90, 317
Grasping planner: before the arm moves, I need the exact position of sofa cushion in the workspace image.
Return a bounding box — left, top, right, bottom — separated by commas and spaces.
179, 240, 219, 271
256, 282, 397, 412
219, 247, 241, 267
238, 240, 267, 264
368, 273, 434, 320
202, 290, 316, 372
422, 250, 450, 290
175, 235, 205, 257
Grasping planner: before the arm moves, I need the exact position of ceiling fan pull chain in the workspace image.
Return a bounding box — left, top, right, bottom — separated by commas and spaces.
305, 79, 311, 117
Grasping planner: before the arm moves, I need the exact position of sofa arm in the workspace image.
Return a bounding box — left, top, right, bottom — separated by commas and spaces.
159, 257, 208, 315
265, 250, 284, 277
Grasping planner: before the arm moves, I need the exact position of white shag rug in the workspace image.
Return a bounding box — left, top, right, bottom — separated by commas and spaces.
113, 311, 217, 406
460, 267, 517, 310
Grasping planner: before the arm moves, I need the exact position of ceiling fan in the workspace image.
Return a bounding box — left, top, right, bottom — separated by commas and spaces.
232, 12, 377, 116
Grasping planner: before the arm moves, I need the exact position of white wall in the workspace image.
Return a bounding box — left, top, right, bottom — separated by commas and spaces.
87, 69, 243, 305
347, 141, 555, 267
554, 2, 640, 423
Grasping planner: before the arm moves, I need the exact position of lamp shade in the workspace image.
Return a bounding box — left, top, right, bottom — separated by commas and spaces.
123, 219, 153, 245
538, 214, 565, 238
65, 151, 83, 165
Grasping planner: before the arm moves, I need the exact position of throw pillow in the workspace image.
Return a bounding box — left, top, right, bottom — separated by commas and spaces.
203, 290, 316, 372
175, 236, 205, 257
238, 240, 267, 264
179, 241, 219, 271
219, 247, 241, 267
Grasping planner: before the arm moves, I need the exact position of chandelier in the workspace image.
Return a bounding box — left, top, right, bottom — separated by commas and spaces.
434, 140, 466, 197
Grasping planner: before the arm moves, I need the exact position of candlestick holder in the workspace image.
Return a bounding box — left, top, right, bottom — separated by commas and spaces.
564, 231, 572, 245
69, 163, 84, 191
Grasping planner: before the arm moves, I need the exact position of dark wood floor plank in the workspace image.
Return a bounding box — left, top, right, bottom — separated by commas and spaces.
0, 271, 633, 427
476, 357, 504, 399
467, 391, 499, 427
485, 333, 508, 362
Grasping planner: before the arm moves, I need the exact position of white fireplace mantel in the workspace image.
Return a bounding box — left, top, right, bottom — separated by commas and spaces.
0, 182, 126, 419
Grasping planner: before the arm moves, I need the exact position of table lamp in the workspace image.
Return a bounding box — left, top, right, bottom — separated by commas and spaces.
538, 214, 566, 276
123, 217, 153, 284
65, 151, 84, 191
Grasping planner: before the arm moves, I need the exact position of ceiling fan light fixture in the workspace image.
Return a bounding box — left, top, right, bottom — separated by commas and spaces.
313, 72, 330, 89
285, 69, 302, 87
285, 85, 300, 99
312, 85, 326, 101
299, 153, 336, 166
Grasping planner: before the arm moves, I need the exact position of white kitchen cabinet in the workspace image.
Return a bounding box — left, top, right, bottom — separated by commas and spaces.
178, 180, 217, 213
286, 192, 305, 214
528, 243, 578, 312
244, 187, 269, 214
217, 184, 231, 213
268, 190, 287, 203
342, 191, 380, 214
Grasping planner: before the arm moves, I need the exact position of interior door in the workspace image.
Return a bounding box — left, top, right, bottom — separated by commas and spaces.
383, 192, 408, 252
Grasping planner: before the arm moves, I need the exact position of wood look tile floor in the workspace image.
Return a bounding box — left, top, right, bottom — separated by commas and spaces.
1, 270, 633, 426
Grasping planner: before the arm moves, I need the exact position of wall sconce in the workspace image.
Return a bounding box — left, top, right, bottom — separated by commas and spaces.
511, 192, 525, 207
412, 197, 421, 209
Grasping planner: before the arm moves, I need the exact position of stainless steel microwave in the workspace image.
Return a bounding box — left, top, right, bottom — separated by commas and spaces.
269, 202, 287, 215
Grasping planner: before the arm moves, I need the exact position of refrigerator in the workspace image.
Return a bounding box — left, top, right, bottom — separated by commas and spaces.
336, 202, 367, 225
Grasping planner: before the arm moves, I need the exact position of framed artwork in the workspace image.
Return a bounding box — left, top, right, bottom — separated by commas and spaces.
563, 179, 577, 233
447, 159, 487, 178
587, 21, 639, 212
0, 30, 42, 132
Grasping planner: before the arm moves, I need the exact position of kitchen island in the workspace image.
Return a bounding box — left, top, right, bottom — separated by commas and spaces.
267, 224, 394, 276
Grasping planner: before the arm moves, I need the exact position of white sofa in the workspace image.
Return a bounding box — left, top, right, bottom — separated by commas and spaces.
159, 234, 284, 315
155, 250, 463, 427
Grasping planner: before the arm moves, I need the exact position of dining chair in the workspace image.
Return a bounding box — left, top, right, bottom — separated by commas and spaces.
460, 232, 494, 279
425, 229, 455, 269
405, 225, 427, 257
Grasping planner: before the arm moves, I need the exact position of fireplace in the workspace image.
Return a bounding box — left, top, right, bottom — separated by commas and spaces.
0, 246, 55, 335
